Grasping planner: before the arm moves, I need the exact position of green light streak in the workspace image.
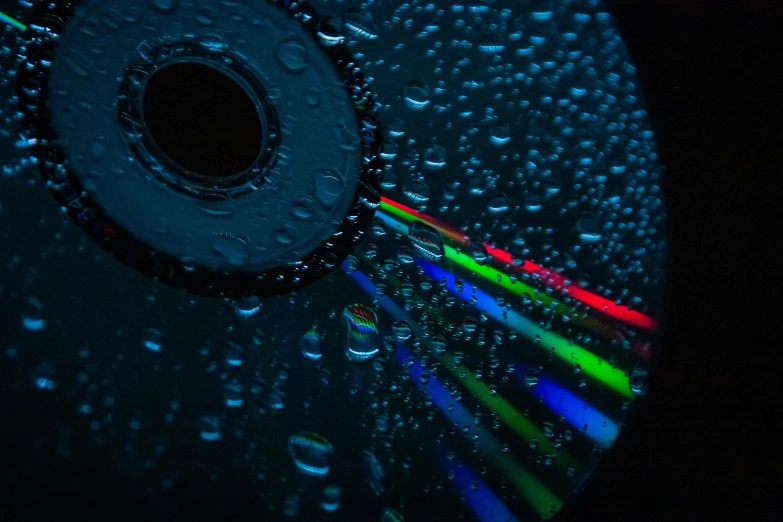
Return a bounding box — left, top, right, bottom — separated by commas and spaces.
1, 12, 27, 31
440, 351, 583, 474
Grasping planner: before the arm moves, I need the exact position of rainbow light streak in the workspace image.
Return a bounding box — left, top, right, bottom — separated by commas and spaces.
438, 350, 581, 472
375, 261, 618, 453
515, 363, 619, 448
380, 197, 657, 331
418, 259, 634, 399
345, 262, 581, 472
0, 11, 26, 31
395, 344, 561, 518
434, 446, 521, 522
375, 210, 626, 344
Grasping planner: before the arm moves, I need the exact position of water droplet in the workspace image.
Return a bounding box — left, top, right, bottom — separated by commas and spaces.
300, 327, 322, 360
316, 15, 345, 47
151, 0, 178, 14
577, 213, 602, 243
291, 197, 314, 220
344, 255, 359, 273
380, 507, 405, 522
409, 220, 444, 262
305, 89, 322, 106
283, 494, 301, 518
477, 33, 506, 54
470, 238, 489, 264
315, 170, 344, 206
525, 368, 540, 387
211, 233, 250, 266
488, 196, 510, 214
277, 39, 309, 72
489, 124, 511, 146
32, 361, 56, 390
364, 450, 385, 495
142, 327, 163, 352
423, 144, 447, 170
223, 379, 244, 407
274, 225, 296, 247
403, 180, 430, 203
525, 194, 543, 212
234, 296, 262, 318
266, 389, 285, 410
392, 321, 413, 342
387, 118, 405, 138
431, 334, 448, 355
380, 171, 398, 190
224, 343, 243, 367
379, 140, 399, 161
21, 297, 46, 332
321, 484, 342, 512
630, 370, 648, 395
288, 432, 334, 477
344, 8, 379, 40
198, 415, 223, 441
404, 81, 431, 110
195, 5, 217, 26
463, 316, 478, 333
395, 245, 414, 265
343, 304, 380, 362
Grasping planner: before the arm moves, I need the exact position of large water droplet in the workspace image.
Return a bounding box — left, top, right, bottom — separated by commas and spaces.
21, 297, 46, 332
32, 361, 57, 390
142, 327, 163, 352
198, 415, 223, 441
320, 484, 342, 512
577, 213, 602, 243
489, 124, 511, 146
402, 180, 430, 203
211, 233, 250, 266
277, 39, 309, 72
409, 220, 444, 262
423, 144, 447, 170
392, 321, 413, 343
404, 81, 431, 110
364, 451, 385, 495
300, 327, 322, 360
288, 432, 334, 477
344, 8, 378, 40
488, 196, 510, 214
477, 33, 506, 54
223, 379, 244, 407
343, 304, 379, 362
315, 170, 344, 206
151, 0, 178, 14
387, 118, 405, 138
234, 296, 262, 318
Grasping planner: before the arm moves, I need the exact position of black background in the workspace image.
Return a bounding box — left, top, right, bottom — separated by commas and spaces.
567, 0, 780, 520
1, 0, 781, 521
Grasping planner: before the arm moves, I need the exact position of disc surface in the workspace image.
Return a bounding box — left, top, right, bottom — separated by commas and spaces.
0, 1, 668, 521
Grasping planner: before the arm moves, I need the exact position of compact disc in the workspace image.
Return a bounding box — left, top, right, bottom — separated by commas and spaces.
0, 1, 668, 521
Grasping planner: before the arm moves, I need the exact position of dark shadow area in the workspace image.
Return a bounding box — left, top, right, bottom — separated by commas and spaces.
566, 1, 780, 520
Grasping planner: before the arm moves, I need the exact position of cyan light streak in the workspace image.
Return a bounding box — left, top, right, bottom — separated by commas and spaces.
0, 11, 26, 31
514, 363, 619, 448
434, 446, 521, 522
418, 259, 634, 399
